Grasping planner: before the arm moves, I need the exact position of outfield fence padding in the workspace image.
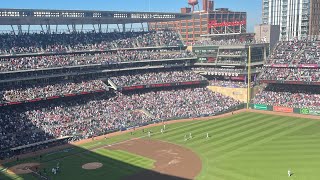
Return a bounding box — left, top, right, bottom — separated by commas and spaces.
251, 104, 320, 116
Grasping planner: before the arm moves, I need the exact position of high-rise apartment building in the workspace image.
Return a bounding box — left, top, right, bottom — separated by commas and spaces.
262, 0, 320, 40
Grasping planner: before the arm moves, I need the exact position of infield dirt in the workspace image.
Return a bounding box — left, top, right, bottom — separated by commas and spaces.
107, 139, 202, 180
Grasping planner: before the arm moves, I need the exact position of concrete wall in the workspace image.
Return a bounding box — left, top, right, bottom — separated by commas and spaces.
254, 24, 280, 50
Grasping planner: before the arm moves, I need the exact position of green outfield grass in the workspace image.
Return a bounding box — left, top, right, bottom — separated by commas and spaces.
1, 112, 320, 180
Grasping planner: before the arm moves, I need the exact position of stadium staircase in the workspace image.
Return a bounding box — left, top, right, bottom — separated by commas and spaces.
135, 39, 142, 47
111, 42, 117, 49
292, 43, 306, 63
107, 79, 118, 90
140, 109, 155, 119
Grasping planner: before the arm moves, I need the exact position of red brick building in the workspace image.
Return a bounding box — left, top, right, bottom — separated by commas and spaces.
148, 0, 247, 43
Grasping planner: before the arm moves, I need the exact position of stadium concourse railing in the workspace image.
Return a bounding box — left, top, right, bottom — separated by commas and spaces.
250, 104, 320, 116
0, 89, 107, 107
117, 80, 208, 91
0, 45, 186, 57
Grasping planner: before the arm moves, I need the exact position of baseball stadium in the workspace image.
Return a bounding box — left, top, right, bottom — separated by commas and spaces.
1, 0, 320, 180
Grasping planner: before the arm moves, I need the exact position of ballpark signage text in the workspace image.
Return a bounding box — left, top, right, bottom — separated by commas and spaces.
300, 108, 310, 115
253, 104, 268, 110
273, 106, 293, 113
300, 108, 320, 116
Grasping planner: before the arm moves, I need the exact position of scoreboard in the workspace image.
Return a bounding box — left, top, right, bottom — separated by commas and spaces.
192, 46, 218, 63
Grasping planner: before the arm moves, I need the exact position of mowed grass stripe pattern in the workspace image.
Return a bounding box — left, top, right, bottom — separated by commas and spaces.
41, 148, 154, 180
2, 112, 320, 180
152, 112, 320, 180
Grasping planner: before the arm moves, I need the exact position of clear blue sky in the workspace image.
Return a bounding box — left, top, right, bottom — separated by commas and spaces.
0, 0, 262, 32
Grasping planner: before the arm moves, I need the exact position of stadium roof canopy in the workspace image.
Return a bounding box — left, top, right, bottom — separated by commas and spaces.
0, 9, 191, 25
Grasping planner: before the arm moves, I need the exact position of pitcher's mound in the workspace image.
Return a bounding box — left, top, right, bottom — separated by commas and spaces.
82, 162, 103, 170
8, 163, 40, 175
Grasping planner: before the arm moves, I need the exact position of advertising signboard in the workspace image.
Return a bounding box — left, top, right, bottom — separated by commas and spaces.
309, 109, 320, 116
253, 104, 268, 110
273, 106, 293, 113
300, 108, 310, 115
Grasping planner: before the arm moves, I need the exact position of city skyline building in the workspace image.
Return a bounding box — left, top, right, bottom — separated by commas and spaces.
262, 0, 320, 40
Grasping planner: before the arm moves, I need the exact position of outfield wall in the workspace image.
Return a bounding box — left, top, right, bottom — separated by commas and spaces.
251, 104, 320, 116
208, 86, 248, 102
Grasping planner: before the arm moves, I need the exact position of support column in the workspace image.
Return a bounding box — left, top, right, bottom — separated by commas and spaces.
72, 24, 76, 32
40, 24, 44, 32
46, 24, 51, 34
122, 24, 126, 32
98, 24, 101, 33
17, 25, 22, 35
11, 25, 16, 35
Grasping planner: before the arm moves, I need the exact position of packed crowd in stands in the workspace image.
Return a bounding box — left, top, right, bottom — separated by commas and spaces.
296, 40, 320, 64
0, 30, 183, 55
267, 39, 320, 65
259, 68, 320, 82
192, 67, 245, 73
209, 80, 252, 88
190, 38, 262, 46
0, 30, 247, 159
252, 84, 320, 109
1, 79, 107, 103
217, 57, 244, 64
193, 67, 262, 74
0, 49, 194, 72
259, 68, 290, 81
109, 70, 206, 87
0, 87, 241, 157
137, 88, 241, 119
267, 40, 304, 64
